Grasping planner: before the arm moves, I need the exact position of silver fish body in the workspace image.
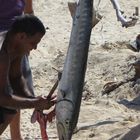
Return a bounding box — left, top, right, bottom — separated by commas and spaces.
56, 0, 93, 139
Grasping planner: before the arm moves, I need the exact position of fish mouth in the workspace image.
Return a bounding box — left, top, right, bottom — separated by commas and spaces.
57, 121, 73, 140
57, 122, 67, 140
56, 98, 75, 140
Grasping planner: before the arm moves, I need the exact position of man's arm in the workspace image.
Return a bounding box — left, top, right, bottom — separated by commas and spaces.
9, 56, 34, 98
24, 0, 34, 14
0, 55, 54, 110
0, 91, 55, 110
0, 56, 37, 109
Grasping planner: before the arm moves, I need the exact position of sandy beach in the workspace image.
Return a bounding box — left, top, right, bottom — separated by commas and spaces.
1, 0, 140, 139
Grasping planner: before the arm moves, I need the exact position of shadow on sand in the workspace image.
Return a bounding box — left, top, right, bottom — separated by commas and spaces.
109, 124, 140, 140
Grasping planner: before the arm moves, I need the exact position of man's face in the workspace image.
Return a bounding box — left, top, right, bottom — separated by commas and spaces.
17, 32, 44, 55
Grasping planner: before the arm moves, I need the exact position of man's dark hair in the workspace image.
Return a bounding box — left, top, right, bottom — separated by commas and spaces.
10, 14, 46, 36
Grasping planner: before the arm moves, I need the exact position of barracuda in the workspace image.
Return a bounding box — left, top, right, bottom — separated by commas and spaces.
55, 0, 93, 139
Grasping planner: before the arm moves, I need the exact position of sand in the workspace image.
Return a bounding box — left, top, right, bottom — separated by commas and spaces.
1, 0, 140, 139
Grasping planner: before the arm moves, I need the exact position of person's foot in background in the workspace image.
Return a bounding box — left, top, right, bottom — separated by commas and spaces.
129, 34, 140, 52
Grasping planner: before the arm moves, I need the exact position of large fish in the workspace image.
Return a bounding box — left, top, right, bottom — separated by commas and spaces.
55, 0, 93, 139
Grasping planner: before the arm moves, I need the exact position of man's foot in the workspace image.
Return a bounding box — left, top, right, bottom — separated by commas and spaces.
128, 34, 140, 52
129, 41, 139, 52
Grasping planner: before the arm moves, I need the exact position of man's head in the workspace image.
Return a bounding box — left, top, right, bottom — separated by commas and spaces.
10, 14, 46, 36
7, 14, 46, 55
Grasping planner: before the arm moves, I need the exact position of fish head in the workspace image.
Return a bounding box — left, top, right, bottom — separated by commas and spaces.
56, 99, 75, 140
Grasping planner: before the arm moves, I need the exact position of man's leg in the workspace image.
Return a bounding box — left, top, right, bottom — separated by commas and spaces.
10, 111, 22, 140
10, 55, 34, 140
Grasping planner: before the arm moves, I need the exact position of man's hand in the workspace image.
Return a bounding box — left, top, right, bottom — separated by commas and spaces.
35, 95, 56, 110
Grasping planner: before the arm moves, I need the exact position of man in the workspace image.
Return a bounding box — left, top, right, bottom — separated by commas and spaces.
11, 1, 35, 139
0, 14, 56, 137
0, 0, 35, 139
